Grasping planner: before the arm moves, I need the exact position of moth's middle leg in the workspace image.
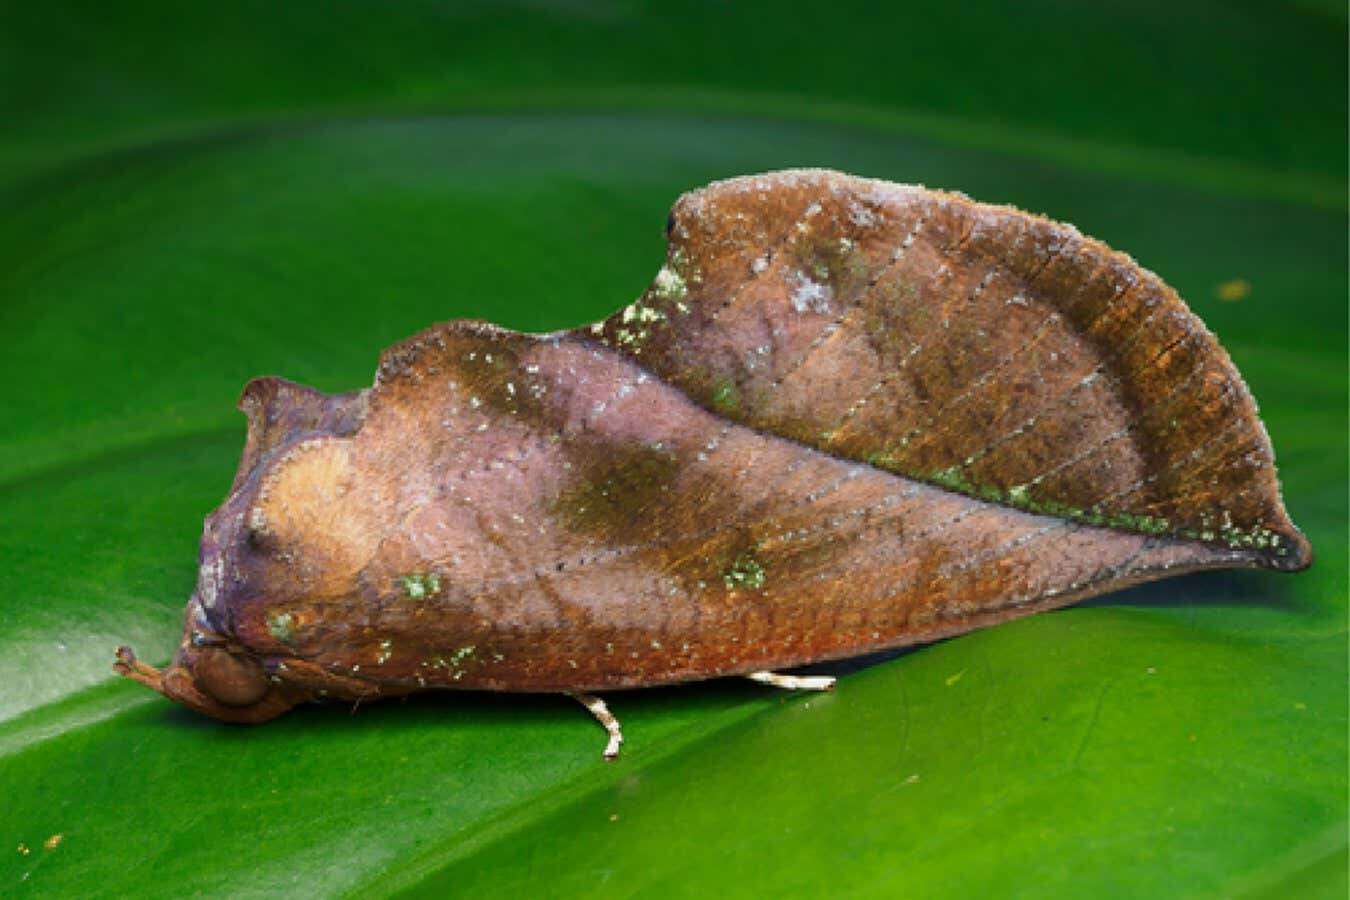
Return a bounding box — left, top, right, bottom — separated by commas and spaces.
569, 692, 624, 760
746, 671, 837, 691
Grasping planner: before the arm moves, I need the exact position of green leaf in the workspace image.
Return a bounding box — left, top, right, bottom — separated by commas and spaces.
1, 4, 1345, 898
2, 1, 1345, 206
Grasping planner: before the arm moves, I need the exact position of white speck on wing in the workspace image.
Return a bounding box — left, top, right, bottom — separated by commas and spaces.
790, 272, 834, 314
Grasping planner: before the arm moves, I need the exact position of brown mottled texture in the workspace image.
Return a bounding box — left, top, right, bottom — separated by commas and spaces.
115, 169, 1310, 726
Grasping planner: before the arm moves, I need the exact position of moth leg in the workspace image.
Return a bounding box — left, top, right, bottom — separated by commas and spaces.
114, 645, 165, 693
569, 692, 623, 761
746, 671, 836, 691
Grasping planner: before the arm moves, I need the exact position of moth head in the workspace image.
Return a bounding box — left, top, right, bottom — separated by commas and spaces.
113, 592, 295, 723
113, 640, 294, 723
183, 642, 270, 706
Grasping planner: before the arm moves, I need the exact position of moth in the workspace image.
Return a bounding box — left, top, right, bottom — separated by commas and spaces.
116, 169, 1311, 758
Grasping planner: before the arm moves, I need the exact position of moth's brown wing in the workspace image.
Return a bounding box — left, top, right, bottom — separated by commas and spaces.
581, 169, 1310, 570
224, 324, 1267, 694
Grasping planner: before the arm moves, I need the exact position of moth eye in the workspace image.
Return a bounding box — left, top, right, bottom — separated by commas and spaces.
194, 647, 268, 707
665, 210, 676, 239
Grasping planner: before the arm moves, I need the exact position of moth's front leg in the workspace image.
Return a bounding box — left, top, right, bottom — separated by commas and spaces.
569, 692, 624, 760
747, 671, 837, 691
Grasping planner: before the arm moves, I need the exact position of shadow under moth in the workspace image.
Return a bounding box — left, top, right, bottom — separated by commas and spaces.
115, 169, 1311, 758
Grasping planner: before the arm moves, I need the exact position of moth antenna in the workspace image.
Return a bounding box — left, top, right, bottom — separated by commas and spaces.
747, 671, 837, 691
113, 645, 166, 695
570, 692, 624, 760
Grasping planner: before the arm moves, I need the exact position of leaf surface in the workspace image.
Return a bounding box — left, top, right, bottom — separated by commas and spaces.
0, 25, 1344, 899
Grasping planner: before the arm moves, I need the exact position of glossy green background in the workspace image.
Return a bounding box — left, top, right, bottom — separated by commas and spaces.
1, 3, 1345, 897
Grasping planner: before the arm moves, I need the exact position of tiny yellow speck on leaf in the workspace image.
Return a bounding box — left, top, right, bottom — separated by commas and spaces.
43, 834, 63, 851
1215, 278, 1251, 301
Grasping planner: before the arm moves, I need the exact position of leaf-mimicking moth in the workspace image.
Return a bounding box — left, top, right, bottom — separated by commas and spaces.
115, 169, 1311, 758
